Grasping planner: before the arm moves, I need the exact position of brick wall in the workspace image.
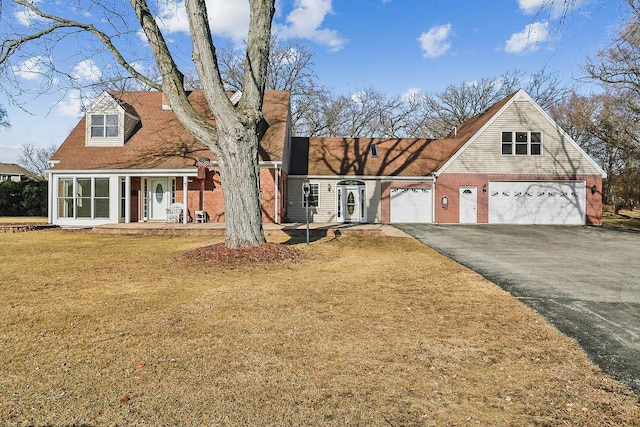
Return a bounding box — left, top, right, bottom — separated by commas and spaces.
380, 181, 434, 223
435, 173, 603, 225
174, 167, 282, 223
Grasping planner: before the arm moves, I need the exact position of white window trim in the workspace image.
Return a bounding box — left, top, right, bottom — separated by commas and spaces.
56, 177, 111, 220
501, 131, 543, 156
302, 183, 319, 208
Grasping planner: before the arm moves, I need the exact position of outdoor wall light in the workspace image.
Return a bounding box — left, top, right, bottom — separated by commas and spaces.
328, 183, 332, 192
441, 195, 449, 210
591, 185, 597, 195
482, 184, 487, 194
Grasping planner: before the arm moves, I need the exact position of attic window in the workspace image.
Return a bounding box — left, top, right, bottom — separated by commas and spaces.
91, 114, 118, 138
369, 144, 379, 158
501, 131, 542, 156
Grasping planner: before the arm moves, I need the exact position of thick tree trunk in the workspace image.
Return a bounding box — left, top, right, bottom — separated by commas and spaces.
216, 124, 266, 248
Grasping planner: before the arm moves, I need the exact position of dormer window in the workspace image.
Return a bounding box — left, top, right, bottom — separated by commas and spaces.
91, 114, 119, 138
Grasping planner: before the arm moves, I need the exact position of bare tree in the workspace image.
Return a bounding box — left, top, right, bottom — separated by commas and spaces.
217, 36, 328, 136
414, 70, 568, 138
586, 0, 640, 106
0, 105, 8, 129
19, 142, 59, 180
551, 89, 640, 207
1, 0, 276, 248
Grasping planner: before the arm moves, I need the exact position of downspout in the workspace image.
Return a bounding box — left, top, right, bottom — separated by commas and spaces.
275, 164, 279, 224
432, 175, 437, 224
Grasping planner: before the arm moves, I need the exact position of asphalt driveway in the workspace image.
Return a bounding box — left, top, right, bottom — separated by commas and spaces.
395, 224, 640, 394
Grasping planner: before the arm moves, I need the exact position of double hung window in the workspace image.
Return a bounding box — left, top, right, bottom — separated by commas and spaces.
302, 183, 319, 208
91, 114, 119, 138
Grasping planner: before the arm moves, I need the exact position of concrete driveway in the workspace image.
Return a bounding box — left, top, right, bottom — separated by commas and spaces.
395, 224, 640, 394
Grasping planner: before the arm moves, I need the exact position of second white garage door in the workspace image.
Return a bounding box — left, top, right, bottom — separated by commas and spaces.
488, 181, 586, 225
390, 188, 433, 223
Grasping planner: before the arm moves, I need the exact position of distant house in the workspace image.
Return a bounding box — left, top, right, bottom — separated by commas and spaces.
48, 88, 606, 226
0, 163, 33, 183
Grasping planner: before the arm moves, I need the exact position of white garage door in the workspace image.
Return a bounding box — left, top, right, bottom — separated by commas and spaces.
390, 188, 433, 223
488, 181, 586, 225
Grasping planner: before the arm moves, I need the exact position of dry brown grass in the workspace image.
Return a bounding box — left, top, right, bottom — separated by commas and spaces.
1, 231, 638, 426
602, 209, 640, 232
0, 217, 48, 224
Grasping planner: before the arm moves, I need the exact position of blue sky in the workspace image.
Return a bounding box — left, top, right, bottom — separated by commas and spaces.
0, 0, 629, 164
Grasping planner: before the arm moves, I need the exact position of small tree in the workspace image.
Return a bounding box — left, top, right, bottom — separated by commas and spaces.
19, 142, 58, 181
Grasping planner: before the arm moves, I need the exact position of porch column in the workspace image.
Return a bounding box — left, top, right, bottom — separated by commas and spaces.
182, 175, 188, 224
48, 177, 54, 224
124, 176, 131, 223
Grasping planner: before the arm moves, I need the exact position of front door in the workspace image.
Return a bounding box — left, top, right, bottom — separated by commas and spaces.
337, 183, 366, 223
149, 178, 169, 220
459, 186, 477, 224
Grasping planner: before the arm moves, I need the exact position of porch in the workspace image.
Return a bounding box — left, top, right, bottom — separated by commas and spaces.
91, 222, 409, 238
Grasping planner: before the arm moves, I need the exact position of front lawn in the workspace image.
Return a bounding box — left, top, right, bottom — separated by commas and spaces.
602, 209, 640, 232
1, 231, 638, 426
0, 216, 48, 224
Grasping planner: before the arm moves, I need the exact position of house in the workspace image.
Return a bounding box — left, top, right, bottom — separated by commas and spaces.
0, 163, 33, 183
286, 89, 606, 225
48, 88, 606, 226
47, 90, 291, 227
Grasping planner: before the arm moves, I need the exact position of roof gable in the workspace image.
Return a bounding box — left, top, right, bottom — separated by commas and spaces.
435, 89, 607, 177
50, 91, 291, 170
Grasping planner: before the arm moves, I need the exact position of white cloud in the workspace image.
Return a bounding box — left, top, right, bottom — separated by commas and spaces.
152, 0, 344, 50
156, 0, 189, 33
71, 59, 102, 83
401, 87, 422, 102
417, 24, 452, 58
55, 90, 85, 118
505, 21, 550, 54
155, 0, 249, 42
12, 56, 48, 81
276, 0, 346, 51
518, 0, 587, 19
15, 1, 48, 27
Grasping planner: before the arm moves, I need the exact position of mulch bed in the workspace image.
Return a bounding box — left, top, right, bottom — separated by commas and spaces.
185, 242, 304, 264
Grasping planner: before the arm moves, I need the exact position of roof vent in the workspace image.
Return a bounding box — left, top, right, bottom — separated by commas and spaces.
369, 144, 379, 158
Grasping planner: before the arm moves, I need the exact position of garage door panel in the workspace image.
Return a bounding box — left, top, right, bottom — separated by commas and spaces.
390, 188, 433, 223
489, 181, 585, 225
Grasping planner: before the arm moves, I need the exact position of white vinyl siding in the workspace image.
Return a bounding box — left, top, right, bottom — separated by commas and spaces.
85, 92, 139, 147
444, 100, 602, 175
287, 178, 382, 223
